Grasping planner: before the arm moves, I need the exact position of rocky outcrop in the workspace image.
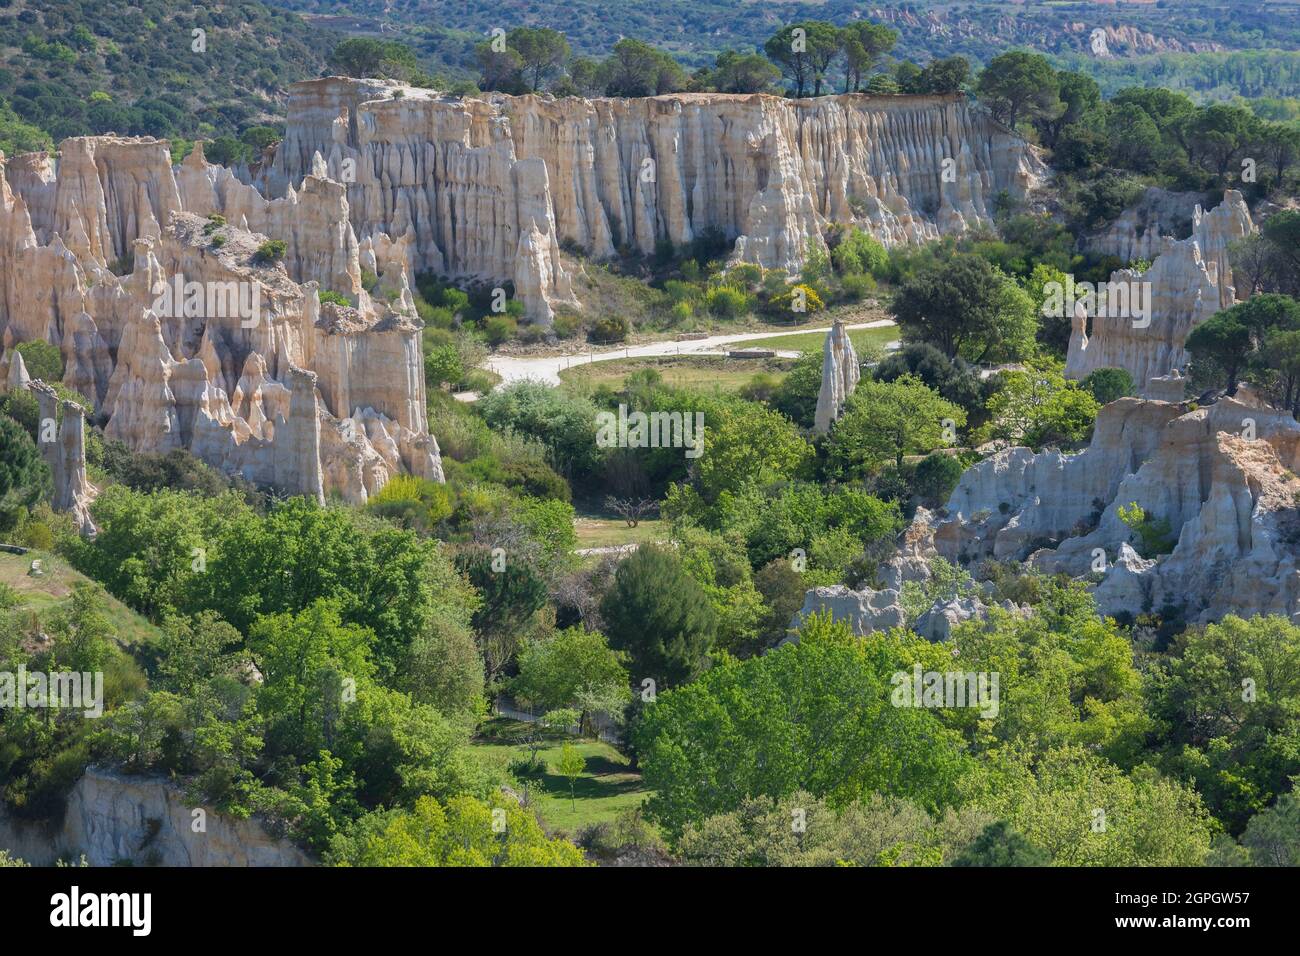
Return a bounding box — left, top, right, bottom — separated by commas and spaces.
1081, 186, 1204, 262
0, 768, 311, 867
30, 382, 97, 535
0, 138, 445, 505
1065, 190, 1253, 396
260, 79, 1045, 322
928, 395, 1300, 624
789, 583, 905, 639
0, 370, 97, 534
813, 318, 860, 433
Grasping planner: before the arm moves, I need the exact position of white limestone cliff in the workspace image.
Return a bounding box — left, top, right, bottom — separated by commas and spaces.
0, 139, 445, 506
1065, 190, 1253, 395
259, 79, 1045, 323
926, 395, 1300, 624
0, 768, 311, 867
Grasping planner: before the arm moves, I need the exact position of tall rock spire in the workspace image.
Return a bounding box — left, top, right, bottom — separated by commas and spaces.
814, 319, 860, 433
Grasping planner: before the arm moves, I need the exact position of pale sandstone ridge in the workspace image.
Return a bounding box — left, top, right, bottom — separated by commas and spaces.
814, 318, 860, 433
927, 395, 1300, 624
0, 767, 311, 866
259, 79, 1045, 322
1066, 190, 1253, 397
0, 139, 445, 507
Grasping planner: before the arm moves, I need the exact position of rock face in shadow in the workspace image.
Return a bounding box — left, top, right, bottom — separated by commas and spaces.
0, 136, 444, 506
814, 318, 860, 433
1065, 190, 1253, 396
0, 768, 311, 867
259, 80, 1045, 322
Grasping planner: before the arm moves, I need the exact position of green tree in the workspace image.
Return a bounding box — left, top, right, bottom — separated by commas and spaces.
556, 742, 586, 811
950, 821, 1051, 867
328, 38, 422, 82
692, 397, 810, 503
14, 340, 62, 383
1148, 615, 1300, 833
979, 746, 1213, 866
976, 51, 1062, 130
507, 27, 571, 93
764, 23, 840, 98
891, 254, 1034, 362
249, 600, 376, 759
1080, 367, 1135, 406
840, 22, 897, 93
977, 364, 1100, 449
916, 56, 970, 95
600, 544, 717, 688
328, 794, 588, 866
0, 416, 49, 530
635, 611, 972, 840
709, 51, 780, 94
511, 626, 630, 726
827, 374, 965, 476
600, 39, 686, 97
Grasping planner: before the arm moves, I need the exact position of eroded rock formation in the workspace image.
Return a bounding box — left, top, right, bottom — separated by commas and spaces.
0, 768, 311, 867
929, 395, 1300, 624
814, 318, 860, 433
0, 136, 444, 506
1081, 186, 1204, 262
259, 79, 1044, 322
1066, 190, 1253, 395
0, 368, 97, 535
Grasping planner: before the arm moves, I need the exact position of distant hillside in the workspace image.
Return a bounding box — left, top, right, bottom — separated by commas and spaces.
267, 0, 1300, 72
0, 0, 339, 153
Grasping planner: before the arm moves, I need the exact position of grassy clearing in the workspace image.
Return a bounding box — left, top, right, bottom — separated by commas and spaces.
574, 516, 668, 551
471, 718, 649, 835
559, 355, 790, 393
728, 323, 898, 355
0, 549, 161, 647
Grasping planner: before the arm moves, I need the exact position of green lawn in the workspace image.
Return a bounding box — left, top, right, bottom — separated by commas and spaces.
470, 718, 650, 836
559, 355, 789, 392
0, 549, 161, 647
728, 323, 898, 356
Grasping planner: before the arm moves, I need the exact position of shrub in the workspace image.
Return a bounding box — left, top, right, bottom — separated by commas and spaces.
590, 314, 630, 344
483, 315, 517, 346
14, 340, 63, 383
254, 240, 287, 264
1081, 367, 1136, 405
765, 283, 824, 317
832, 228, 889, 277
319, 290, 351, 308
551, 311, 582, 339
840, 272, 877, 301
704, 284, 750, 318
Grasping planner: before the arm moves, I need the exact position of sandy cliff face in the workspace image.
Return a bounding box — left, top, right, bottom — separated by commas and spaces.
0, 135, 444, 509
927, 395, 1300, 624
0, 768, 311, 867
0, 86, 1040, 507
260, 80, 1045, 322
1065, 190, 1253, 396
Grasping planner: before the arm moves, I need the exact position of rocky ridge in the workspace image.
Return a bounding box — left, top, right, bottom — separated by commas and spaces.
258, 79, 1045, 323
0, 135, 444, 508
1065, 190, 1254, 397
